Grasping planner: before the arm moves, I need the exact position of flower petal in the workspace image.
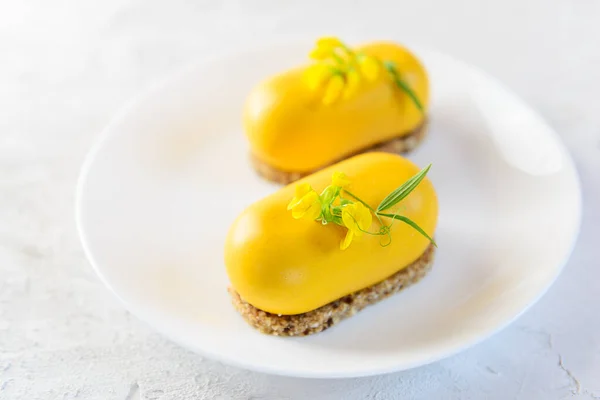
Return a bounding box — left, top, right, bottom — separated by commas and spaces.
305, 198, 322, 220
332, 171, 351, 188
322, 74, 345, 105
359, 56, 380, 81
341, 204, 356, 231
291, 190, 321, 220
343, 69, 360, 99
287, 197, 299, 211
340, 229, 354, 250
304, 64, 331, 91
317, 37, 342, 48
357, 202, 373, 231
288, 183, 312, 210
295, 183, 312, 198
309, 46, 330, 60
341, 202, 373, 237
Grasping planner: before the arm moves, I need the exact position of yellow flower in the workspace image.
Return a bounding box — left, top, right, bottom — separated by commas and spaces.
304, 64, 331, 91
359, 55, 380, 81
343, 69, 360, 99
287, 183, 322, 220
309, 46, 330, 60
340, 202, 373, 250
317, 37, 343, 49
310, 37, 343, 60
332, 171, 350, 188
322, 74, 345, 105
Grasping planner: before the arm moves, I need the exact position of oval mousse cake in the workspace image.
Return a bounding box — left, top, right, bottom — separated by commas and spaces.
244, 37, 430, 184
224, 152, 438, 336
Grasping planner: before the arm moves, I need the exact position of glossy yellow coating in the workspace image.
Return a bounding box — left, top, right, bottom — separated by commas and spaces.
243, 42, 429, 173
224, 152, 438, 315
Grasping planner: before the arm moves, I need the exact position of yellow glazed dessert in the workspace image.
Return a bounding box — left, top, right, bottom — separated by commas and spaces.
225, 152, 438, 336
244, 37, 430, 184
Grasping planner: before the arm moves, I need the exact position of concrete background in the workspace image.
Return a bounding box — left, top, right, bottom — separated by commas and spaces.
1, 0, 599, 398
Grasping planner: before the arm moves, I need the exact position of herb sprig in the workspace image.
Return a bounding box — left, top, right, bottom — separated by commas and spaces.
305, 36, 425, 111
287, 165, 436, 250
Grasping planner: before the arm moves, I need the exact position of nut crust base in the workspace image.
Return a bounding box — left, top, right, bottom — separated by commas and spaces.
229, 244, 435, 337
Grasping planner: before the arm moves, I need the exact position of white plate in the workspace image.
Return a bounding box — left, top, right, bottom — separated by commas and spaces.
76, 40, 582, 378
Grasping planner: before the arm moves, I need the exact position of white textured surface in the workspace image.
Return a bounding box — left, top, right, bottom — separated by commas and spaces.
0, 1, 599, 399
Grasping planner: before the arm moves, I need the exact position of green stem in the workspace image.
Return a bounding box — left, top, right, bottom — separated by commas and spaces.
377, 212, 437, 247
384, 61, 424, 112
346, 213, 386, 237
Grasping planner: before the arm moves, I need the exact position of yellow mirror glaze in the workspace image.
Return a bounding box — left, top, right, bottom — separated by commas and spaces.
224, 152, 438, 315
243, 41, 429, 173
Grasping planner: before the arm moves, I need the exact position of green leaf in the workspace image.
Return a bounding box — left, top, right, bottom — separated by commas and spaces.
376, 164, 432, 212
383, 61, 424, 112
378, 213, 437, 247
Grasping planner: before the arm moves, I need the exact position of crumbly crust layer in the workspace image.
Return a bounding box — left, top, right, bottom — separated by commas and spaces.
229, 243, 435, 337
250, 120, 428, 185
